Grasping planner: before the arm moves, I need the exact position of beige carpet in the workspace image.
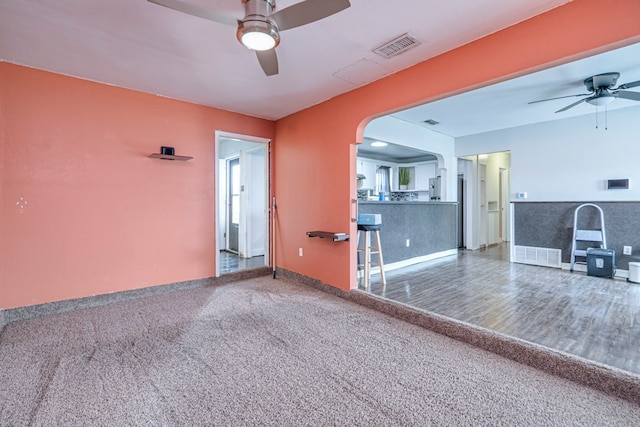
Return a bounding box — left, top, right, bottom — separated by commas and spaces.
1, 276, 638, 425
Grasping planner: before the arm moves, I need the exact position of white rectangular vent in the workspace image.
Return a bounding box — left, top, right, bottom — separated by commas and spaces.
373, 33, 420, 58
513, 245, 562, 268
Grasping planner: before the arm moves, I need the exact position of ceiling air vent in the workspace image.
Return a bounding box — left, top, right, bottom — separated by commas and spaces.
423, 119, 440, 125
373, 33, 420, 58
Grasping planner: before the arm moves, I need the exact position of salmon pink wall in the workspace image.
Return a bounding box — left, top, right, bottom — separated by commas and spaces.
3, 0, 640, 308
0, 63, 274, 309
274, 102, 359, 288
274, 0, 640, 291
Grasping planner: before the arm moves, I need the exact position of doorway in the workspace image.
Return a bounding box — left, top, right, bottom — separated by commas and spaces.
216, 133, 270, 276
457, 153, 510, 250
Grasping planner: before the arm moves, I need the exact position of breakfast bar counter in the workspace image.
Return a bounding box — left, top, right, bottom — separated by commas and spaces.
357, 201, 458, 265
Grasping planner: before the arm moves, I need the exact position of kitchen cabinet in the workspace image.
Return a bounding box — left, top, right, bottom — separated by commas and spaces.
415, 162, 436, 190
393, 162, 437, 192
358, 158, 436, 193
357, 159, 378, 190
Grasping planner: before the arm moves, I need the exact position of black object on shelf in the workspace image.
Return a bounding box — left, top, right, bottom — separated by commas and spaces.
306, 231, 350, 241
149, 146, 193, 161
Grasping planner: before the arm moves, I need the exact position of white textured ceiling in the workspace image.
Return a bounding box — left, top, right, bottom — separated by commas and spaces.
0, 0, 572, 121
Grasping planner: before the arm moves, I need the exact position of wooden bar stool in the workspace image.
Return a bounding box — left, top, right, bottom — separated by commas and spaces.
357, 224, 386, 291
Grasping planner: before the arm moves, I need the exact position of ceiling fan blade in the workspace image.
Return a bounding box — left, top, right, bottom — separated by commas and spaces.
528, 93, 591, 104
147, 0, 239, 26
618, 79, 640, 90
256, 49, 279, 76
615, 90, 640, 101
271, 0, 351, 31
555, 98, 587, 113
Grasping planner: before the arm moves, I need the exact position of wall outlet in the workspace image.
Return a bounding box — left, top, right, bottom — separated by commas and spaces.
406, 239, 410, 247
623, 246, 632, 255
298, 247, 303, 257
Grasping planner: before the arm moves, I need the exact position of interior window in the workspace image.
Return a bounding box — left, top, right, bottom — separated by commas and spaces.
376, 166, 391, 195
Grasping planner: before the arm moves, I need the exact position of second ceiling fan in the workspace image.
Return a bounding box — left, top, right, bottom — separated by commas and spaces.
529, 72, 640, 113
149, 0, 351, 76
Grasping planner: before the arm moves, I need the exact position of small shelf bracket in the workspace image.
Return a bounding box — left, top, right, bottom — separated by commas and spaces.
306, 231, 350, 242
149, 153, 193, 161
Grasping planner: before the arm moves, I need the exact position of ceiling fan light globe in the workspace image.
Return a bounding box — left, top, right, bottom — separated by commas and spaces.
242, 31, 275, 50
370, 141, 388, 147
586, 94, 615, 107
237, 20, 280, 51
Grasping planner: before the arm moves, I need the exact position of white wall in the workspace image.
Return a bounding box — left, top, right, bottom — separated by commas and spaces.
365, 116, 457, 201
456, 106, 640, 202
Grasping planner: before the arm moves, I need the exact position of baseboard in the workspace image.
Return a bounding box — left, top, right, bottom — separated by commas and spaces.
358, 248, 458, 277
2, 267, 271, 326
275, 268, 349, 299
560, 263, 629, 280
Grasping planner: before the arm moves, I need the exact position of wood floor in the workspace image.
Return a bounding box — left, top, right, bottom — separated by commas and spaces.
219, 251, 265, 274
362, 243, 640, 375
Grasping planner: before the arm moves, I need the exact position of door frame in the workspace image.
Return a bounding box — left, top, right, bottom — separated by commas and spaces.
499, 167, 509, 242
214, 131, 271, 277
226, 156, 241, 254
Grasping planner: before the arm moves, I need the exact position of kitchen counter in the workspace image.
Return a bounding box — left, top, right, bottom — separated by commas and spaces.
359, 201, 455, 205
358, 201, 458, 265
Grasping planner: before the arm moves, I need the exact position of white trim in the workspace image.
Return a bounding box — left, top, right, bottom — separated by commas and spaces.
214, 131, 271, 278
561, 263, 629, 280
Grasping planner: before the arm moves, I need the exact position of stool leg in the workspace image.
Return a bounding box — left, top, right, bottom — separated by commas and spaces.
374, 230, 386, 286
363, 230, 371, 290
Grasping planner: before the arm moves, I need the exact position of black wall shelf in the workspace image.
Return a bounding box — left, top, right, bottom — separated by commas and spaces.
149, 146, 193, 161
307, 231, 350, 241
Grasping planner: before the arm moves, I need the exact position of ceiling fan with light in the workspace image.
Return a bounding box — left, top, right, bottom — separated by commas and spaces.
529, 72, 640, 113
148, 0, 351, 76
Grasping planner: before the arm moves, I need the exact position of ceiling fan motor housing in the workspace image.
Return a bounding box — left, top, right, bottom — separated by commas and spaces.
237, 0, 280, 50
147, 0, 351, 75
584, 72, 620, 92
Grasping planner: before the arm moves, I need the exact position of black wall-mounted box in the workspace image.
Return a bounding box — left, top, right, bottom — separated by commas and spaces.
607, 179, 629, 190
161, 146, 175, 156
